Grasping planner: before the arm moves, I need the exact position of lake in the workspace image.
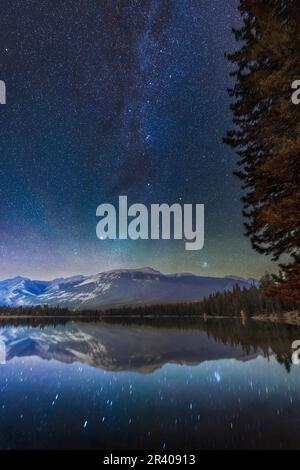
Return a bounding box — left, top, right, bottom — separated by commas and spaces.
0, 317, 299, 450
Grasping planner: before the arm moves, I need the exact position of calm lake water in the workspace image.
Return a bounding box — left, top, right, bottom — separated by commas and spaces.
0, 317, 300, 450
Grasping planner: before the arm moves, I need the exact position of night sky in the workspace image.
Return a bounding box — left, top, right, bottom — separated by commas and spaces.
0, 0, 275, 280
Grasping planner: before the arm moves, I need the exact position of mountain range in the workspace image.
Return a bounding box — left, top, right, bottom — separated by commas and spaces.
0, 267, 257, 309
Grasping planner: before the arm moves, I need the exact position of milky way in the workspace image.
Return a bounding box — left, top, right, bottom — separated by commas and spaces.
0, 0, 276, 279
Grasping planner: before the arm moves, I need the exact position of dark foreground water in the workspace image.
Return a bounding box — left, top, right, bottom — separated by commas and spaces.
0, 317, 300, 450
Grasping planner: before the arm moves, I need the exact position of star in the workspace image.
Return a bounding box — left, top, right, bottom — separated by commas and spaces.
0, 0, 274, 280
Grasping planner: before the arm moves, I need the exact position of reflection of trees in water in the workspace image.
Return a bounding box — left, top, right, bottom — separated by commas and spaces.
203, 320, 296, 373
0, 318, 70, 328
0, 316, 298, 371
103, 317, 298, 372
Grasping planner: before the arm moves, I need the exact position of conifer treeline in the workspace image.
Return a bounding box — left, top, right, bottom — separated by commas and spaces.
106, 284, 298, 317
0, 305, 101, 318
225, 0, 300, 301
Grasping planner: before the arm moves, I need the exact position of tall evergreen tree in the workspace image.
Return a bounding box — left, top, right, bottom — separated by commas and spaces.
225, 0, 300, 301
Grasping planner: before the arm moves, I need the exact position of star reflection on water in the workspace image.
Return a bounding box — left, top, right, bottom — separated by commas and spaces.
0, 317, 299, 450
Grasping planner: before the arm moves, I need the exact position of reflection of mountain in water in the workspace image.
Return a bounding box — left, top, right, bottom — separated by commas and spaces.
0, 321, 264, 373
1, 318, 296, 373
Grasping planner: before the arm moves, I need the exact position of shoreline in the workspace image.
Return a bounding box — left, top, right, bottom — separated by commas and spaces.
252, 311, 300, 325
0, 311, 299, 324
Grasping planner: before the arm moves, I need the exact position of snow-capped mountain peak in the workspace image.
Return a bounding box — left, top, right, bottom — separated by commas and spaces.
0, 267, 257, 310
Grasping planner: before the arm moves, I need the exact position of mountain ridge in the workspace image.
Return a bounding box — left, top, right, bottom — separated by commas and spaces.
0, 267, 258, 309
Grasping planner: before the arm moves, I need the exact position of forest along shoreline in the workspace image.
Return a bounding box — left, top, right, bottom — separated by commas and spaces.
0, 313, 299, 326
0, 284, 299, 324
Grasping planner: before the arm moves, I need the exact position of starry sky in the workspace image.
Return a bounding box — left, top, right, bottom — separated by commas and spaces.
0, 0, 276, 280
